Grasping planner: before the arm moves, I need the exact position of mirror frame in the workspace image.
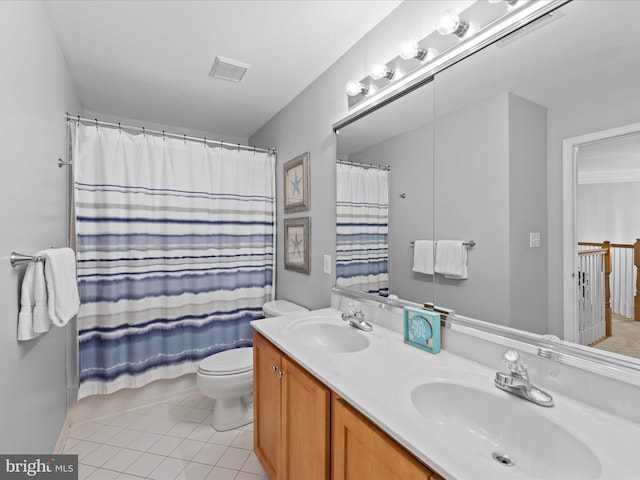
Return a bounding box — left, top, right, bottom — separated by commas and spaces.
332, 0, 640, 386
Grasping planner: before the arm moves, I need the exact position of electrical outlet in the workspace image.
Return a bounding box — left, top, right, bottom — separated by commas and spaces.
530, 232, 541, 248
323, 255, 332, 274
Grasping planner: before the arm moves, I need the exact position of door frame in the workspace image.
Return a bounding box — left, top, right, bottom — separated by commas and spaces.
562, 121, 640, 342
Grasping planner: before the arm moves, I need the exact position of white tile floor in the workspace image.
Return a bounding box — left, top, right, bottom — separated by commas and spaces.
62, 392, 267, 480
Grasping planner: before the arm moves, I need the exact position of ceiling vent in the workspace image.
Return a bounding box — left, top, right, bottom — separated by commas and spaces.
497, 10, 565, 47
209, 56, 251, 83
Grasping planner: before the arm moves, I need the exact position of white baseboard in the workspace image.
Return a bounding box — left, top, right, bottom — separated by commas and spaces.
53, 417, 71, 454
67, 374, 199, 426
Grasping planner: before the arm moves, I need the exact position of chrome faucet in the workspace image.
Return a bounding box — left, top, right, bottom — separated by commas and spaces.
341, 302, 373, 332
494, 350, 554, 407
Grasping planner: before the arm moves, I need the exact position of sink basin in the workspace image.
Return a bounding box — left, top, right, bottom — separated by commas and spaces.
410, 382, 601, 479
286, 317, 370, 353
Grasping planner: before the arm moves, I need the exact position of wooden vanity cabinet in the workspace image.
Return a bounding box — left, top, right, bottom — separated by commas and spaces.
253, 332, 330, 480
332, 395, 442, 480
254, 331, 442, 480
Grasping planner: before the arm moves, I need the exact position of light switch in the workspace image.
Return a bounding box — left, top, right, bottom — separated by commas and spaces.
529, 232, 541, 248
323, 255, 332, 274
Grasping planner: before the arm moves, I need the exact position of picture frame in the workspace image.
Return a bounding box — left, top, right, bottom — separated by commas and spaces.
403, 307, 441, 354
284, 217, 311, 274
283, 152, 310, 213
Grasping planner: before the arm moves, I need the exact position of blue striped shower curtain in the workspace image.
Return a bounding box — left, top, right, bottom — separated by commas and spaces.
72, 124, 274, 398
335, 163, 389, 296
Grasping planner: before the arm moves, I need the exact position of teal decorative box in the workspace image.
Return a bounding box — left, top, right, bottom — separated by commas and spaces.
403, 307, 441, 354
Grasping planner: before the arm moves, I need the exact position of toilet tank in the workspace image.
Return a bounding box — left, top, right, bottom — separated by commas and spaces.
262, 300, 309, 317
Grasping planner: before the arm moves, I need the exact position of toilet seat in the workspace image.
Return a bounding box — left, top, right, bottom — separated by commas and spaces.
198, 347, 253, 376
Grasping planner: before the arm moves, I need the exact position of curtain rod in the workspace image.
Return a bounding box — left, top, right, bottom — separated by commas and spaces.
66, 113, 277, 155
337, 159, 390, 171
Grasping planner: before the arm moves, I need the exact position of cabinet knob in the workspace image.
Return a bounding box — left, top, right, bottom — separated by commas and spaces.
277, 369, 286, 379
272, 365, 278, 373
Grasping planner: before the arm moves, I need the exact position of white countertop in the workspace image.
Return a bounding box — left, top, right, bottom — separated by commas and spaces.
251, 308, 640, 480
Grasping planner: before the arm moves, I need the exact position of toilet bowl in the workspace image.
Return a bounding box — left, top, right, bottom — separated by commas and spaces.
196, 347, 254, 431
263, 299, 309, 317
197, 300, 308, 431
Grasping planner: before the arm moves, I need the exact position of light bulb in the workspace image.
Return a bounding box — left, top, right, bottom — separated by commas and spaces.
370, 63, 394, 80
399, 42, 426, 61
437, 9, 469, 37
345, 80, 368, 97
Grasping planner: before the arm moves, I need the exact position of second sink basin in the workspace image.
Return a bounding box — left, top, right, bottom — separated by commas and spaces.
410, 381, 601, 479
286, 317, 370, 353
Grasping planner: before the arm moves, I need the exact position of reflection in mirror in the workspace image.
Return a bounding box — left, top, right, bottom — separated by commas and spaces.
432, 0, 640, 360
335, 83, 435, 303
334, 0, 640, 364
576, 131, 640, 359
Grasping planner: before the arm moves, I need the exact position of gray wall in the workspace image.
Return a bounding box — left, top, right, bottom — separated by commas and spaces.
577, 182, 640, 244
508, 93, 548, 333
250, 1, 460, 310
0, 1, 82, 452
434, 92, 511, 325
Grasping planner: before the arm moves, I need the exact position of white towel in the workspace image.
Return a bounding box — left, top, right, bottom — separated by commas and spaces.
32, 261, 51, 334
434, 240, 468, 279
41, 248, 80, 326
17, 262, 41, 341
412, 240, 435, 275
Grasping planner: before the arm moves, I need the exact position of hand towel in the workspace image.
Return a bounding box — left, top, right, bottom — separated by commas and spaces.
412, 240, 435, 275
41, 248, 80, 326
32, 261, 51, 334
17, 262, 41, 341
434, 240, 468, 279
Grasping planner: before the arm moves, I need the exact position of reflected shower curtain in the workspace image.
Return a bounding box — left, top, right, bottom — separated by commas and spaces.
72, 124, 274, 398
336, 162, 389, 296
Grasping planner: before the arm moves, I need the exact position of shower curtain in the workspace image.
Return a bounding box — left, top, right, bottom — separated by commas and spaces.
336, 162, 389, 296
72, 124, 275, 398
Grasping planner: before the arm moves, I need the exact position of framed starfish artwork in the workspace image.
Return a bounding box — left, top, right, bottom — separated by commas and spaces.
284, 217, 310, 274
283, 152, 310, 213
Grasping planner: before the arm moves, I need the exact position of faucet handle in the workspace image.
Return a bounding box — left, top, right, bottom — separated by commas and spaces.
502, 350, 528, 379
347, 301, 361, 316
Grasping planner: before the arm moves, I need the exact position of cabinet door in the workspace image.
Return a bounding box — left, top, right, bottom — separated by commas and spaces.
254, 332, 282, 480
332, 395, 434, 480
281, 357, 330, 480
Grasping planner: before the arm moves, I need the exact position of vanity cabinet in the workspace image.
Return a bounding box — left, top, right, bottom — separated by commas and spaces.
254, 331, 443, 480
332, 395, 442, 480
253, 332, 330, 480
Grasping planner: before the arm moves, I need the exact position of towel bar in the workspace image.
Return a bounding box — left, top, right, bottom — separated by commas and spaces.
10, 252, 45, 268
410, 240, 476, 248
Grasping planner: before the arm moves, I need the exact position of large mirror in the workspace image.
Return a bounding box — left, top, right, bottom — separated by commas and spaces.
335, 0, 640, 362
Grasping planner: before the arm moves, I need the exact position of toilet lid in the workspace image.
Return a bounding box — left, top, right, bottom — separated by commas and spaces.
263, 300, 309, 317
199, 347, 253, 375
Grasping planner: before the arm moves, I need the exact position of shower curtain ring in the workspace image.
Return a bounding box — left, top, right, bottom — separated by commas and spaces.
237, 143, 240, 152
95, 118, 98, 130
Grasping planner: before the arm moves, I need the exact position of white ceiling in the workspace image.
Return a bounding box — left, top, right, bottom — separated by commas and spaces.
44, 0, 402, 139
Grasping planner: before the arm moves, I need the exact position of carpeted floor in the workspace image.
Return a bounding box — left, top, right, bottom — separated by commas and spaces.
592, 314, 640, 359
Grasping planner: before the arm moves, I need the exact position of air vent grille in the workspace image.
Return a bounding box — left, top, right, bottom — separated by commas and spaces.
209, 56, 251, 83
497, 10, 565, 47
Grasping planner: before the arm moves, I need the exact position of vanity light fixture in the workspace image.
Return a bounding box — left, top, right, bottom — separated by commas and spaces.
488, 0, 519, 5
345, 80, 369, 97
437, 9, 469, 38
370, 64, 394, 80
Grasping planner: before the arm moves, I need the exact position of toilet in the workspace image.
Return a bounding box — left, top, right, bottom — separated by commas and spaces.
196, 299, 308, 431
262, 299, 309, 318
